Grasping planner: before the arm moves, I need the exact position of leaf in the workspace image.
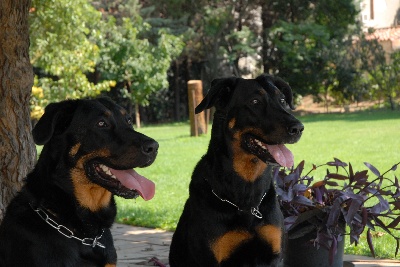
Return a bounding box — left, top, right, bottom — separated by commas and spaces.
367, 229, 376, 258
353, 170, 369, 184
364, 162, 381, 177
292, 196, 315, 207
349, 163, 354, 184
326, 173, 348, 180
295, 160, 305, 175
314, 187, 323, 204
370, 198, 390, 214
391, 163, 399, 171
327, 158, 348, 167
345, 199, 363, 226
329, 236, 338, 266
293, 183, 308, 193
325, 181, 339, 186
311, 181, 325, 188
287, 223, 316, 239
361, 207, 368, 226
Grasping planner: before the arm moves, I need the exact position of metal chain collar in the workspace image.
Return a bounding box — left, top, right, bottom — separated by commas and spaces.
211, 190, 266, 219
30, 203, 106, 248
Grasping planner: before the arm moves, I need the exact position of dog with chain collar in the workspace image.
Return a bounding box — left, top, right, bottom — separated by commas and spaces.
0, 97, 158, 266
169, 75, 304, 267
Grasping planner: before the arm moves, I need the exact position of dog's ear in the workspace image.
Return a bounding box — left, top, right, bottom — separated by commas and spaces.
32, 100, 79, 145
256, 74, 295, 110
195, 77, 238, 114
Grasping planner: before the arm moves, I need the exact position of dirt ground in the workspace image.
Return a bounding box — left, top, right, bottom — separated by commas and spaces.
294, 95, 385, 115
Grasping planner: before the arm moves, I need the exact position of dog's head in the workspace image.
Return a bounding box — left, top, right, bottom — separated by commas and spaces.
196, 75, 303, 179
32, 97, 158, 211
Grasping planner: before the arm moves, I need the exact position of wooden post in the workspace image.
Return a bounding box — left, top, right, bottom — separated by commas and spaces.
188, 80, 206, 136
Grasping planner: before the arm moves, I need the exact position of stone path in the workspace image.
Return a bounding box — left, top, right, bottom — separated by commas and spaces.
111, 223, 400, 267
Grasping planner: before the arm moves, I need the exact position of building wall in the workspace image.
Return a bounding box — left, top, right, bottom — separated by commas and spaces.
360, 0, 400, 29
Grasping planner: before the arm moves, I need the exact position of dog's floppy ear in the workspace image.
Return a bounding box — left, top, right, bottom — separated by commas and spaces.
32, 100, 79, 145
256, 74, 295, 110
195, 77, 238, 114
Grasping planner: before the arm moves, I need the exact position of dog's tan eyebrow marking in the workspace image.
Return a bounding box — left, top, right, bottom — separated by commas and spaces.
228, 118, 236, 129
69, 143, 81, 157
258, 88, 267, 95
211, 230, 253, 263
119, 108, 127, 116
257, 224, 282, 254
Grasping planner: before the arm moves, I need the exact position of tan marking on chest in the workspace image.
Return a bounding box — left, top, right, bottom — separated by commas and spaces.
231, 131, 268, 182
257, 224, 282, 254
70, 149, 113, 211
105, 264, 116, 267
211, 230, 253, 263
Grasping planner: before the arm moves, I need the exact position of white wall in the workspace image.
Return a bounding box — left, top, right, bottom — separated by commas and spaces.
360, 0, 400, 28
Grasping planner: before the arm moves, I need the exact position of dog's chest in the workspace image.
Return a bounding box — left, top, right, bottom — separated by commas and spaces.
210, 224, 281, 264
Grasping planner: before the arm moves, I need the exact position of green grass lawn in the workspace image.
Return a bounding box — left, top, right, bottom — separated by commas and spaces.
114, 110, 400, 259
36, 110, 400, 259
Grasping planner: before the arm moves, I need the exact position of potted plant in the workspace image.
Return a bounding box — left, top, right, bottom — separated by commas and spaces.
274, 158, 400, 267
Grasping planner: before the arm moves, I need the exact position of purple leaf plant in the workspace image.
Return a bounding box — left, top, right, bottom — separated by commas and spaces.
274, 158, 400, 264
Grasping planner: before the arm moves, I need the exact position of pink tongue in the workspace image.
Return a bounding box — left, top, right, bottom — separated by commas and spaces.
265, 144, 294, 168
109, 168, 155, 200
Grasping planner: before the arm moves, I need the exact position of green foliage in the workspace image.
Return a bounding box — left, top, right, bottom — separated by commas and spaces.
351, 31, 400, 110
95, 15, 184, 106
30, 0, 111, 105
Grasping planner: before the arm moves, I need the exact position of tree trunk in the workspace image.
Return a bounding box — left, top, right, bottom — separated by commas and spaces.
261, 2, 275, 74
0, 0, 35, 223
135, 101, 141, 128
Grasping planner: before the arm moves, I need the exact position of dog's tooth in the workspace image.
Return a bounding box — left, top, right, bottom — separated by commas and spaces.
111, 174, 117, 179
100, 164, 110, 173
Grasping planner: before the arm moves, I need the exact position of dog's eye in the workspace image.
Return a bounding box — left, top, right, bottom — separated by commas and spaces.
251, 99, 259, 105
97, 120, 108, 128
280, 98, 286, 105
127, 118, 132, 125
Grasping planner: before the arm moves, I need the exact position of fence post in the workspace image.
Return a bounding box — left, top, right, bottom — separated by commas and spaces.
187, 80, 206, 136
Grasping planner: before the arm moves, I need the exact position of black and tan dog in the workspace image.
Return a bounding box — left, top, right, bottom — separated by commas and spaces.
0, 97, 158, 267
169, 75, 304, 267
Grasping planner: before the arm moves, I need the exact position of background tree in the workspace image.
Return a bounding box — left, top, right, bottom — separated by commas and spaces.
262, 0, 358, 95
352, 30, 400, 110
93, 1, 184, 127
0, 0, 35, 223
29, 0, 114, 119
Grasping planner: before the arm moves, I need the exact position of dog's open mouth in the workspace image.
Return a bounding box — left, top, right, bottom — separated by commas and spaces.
244, 134, 294, 168
87, 162, 155, 200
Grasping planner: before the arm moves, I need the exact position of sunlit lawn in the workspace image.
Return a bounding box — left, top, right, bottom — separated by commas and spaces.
114, 110, 400, 259
37, 110, 400, 259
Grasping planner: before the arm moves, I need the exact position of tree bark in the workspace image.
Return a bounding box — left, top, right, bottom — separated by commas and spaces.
135, 101, 141, 128
0, 0, 35, 223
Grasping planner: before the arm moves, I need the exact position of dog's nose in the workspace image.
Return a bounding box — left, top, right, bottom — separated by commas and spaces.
141, 140, 159, 156
288, 123, 304, 136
